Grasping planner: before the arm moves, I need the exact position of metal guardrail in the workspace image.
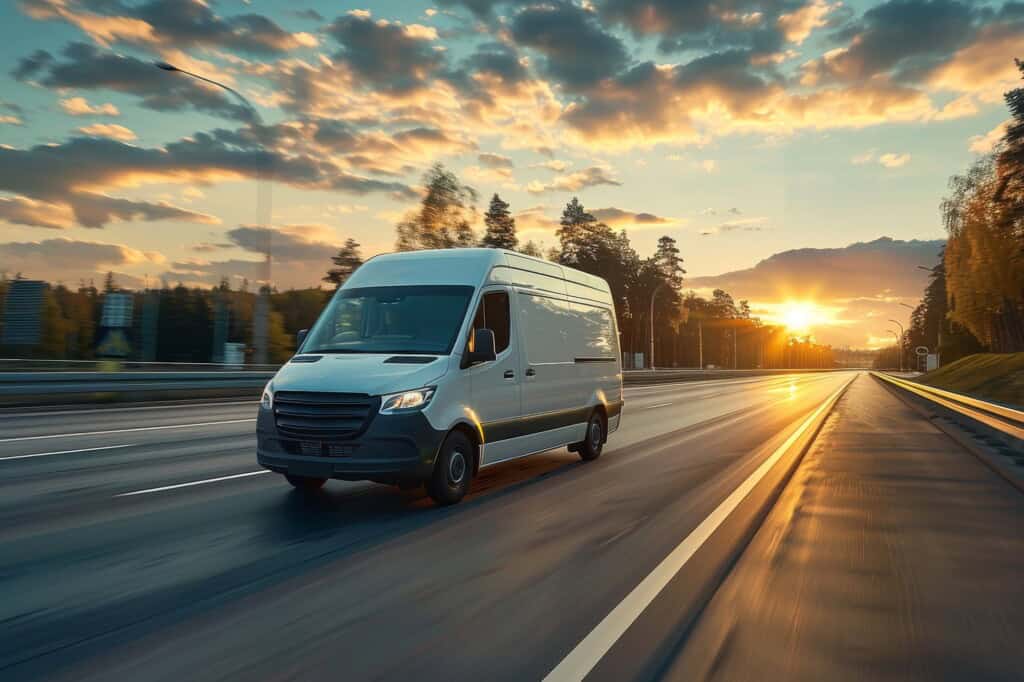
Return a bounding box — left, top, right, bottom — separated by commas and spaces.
872, 372, 1024, 441
0, 359, 281, 372
0, 371, 275, 406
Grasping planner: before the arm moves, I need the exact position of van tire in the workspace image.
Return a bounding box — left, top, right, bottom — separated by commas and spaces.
285, 474, 326, 491
428, 430, 474, 506
577, 411, 605, 462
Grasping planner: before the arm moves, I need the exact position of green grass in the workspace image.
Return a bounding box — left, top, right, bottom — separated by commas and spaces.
916, 353, 1024, 408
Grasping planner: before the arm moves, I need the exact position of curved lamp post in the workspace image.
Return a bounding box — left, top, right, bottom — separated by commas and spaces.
155, 62, 272, 365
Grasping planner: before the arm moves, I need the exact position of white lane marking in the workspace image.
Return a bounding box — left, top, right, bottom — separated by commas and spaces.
0, 443, 135, 462
642, 402, 674, 410
0, 418, 256, 443
115, 470, 270, 497
543, 376, 853, 682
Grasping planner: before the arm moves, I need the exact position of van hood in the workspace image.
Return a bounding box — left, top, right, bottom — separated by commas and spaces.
270, 354, 451, 396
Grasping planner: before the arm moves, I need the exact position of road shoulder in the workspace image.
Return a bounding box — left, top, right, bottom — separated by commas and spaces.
663, 374, 1024, 681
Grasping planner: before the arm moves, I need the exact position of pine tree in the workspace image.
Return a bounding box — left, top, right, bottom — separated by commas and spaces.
323, 238, 363, 288
103, 271, 117, 293
654, 235, 686, 288
481, 194, 518, 250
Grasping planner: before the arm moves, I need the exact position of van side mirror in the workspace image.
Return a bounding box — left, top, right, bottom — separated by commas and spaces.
467, 328, 497, 365
296, 328, 308, 348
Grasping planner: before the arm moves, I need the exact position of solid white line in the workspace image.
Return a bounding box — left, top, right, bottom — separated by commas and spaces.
0, 418, 256, 443
115, 470, 270, 497
543, 376, 853, 682
642, 402, 674, 410
0, 443, 135, 462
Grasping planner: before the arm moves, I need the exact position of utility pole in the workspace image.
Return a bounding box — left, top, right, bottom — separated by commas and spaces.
156, 61, 272, 365
698, 320, 703, 369
733, 328, 738, 369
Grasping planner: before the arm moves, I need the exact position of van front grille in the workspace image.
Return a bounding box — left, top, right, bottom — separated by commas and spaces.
273, 391, 377, 439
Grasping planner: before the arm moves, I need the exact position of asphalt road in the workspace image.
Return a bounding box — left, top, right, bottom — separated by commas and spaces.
2, 371, 1018, 681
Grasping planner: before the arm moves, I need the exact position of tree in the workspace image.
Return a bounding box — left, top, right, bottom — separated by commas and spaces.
939, 60, 1024, 353
323, 238, 363, 288
654, 235, 685, 288
520, 240, 544, 258
481, 193, 518, 250
103, 271, 118, 293
396, 164, 478, 251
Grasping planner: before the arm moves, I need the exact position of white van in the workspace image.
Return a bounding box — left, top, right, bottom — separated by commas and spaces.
257, 248, 623, 505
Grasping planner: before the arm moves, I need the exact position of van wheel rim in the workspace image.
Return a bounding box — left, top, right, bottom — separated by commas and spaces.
449, 450, 467, 484
589, 421, 601, 449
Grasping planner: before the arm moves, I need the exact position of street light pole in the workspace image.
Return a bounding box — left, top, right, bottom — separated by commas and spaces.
886, 329, 903, 372
155, 62, 273, 365
888, 319, 905, 373
915, 265, 943, 367
649, 280, 668, 370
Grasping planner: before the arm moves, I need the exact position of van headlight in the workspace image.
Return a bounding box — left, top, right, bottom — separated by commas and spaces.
380, 387, 435, 414
260, 384, 274, 410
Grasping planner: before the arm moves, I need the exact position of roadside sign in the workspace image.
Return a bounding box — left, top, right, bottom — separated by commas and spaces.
1, 280, 45, 345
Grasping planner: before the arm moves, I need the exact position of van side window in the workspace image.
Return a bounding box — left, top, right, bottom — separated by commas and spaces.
470, 291, 511, 353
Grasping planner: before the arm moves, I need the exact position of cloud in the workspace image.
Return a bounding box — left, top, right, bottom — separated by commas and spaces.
0, 237, 165, 282
162, 223, 344, 289
526, 165, 621, 193
0, 115, 23, 125
851, 150, 876, 164
777, 0, 836, 45
591, 207, 675, 227
532, 159, 571, 172
700, 159, 718, 173
20, 0, 317, 55
514, 205, 560, 233
14, 42, 253, 121
326, 10, 445, 93
0, 196, 76, 230
77, 123, 136, 141
511, 2, 630, 90
60, 96, 119, 116
0, 131, 414, 229
878, 152, 911, 168
800, 0, 978, 86
969, 119, 1011, 154
478, 152, 514, 169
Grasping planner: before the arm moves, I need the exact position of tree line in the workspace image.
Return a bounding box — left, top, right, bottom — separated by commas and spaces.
1, 168, 836, 368
883, 58, 1024, 369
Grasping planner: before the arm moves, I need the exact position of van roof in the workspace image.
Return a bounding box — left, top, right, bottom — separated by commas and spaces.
351, 248, 611, 295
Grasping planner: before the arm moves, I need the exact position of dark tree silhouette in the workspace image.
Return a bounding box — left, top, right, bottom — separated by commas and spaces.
323, 238, 363, 288
481, 193, 518, 250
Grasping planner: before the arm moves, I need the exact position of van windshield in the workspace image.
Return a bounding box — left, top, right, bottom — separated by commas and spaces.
302, 285, 475, 355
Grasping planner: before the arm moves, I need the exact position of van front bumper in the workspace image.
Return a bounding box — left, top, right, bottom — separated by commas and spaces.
256, 408, 444, 484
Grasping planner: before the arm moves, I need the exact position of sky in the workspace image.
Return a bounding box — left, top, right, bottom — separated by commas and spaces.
0, 0, 1021, 349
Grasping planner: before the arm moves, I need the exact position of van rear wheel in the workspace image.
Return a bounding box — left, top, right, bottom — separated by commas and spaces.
577, 411, 605, 462
428, 430, 474, 506
285, 474, 326, 491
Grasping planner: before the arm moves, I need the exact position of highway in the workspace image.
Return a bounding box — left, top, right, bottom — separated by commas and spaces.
1, 372, 1021, 681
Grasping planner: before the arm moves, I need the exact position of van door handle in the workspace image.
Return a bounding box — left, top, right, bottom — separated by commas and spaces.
503, 370, 515, 379
525, 368, 536, 377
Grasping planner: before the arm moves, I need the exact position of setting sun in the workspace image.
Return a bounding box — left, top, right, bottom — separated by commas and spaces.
778, 302, 817, 333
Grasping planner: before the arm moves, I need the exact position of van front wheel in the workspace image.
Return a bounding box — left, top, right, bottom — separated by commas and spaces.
577, 411, 605, 462
428, 430, 474, 506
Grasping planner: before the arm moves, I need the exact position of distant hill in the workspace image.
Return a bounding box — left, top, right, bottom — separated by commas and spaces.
689, 237, 946, 300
